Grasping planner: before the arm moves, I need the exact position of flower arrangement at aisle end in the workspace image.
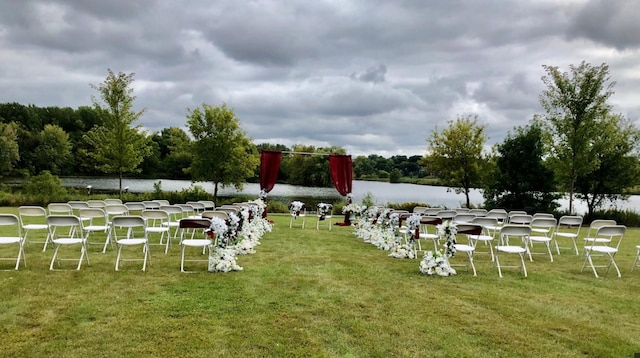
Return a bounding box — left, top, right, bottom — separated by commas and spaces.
418, 220, 457, 276
317, 203, 332, 221
419, 249, 456, 276
289, 201, 305, 219
207, 216, 243, 272
405, 214, 421, 242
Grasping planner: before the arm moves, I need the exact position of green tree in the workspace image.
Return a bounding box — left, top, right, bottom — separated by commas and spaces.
34, 124, 72, 175
186, 103, 259, 201
538, 61, 613, 214
0, 122, 20, 176
483, 124, 560, 212
426, 114, 487, 208
575, 113, 640, 217
83, 69, 151, 198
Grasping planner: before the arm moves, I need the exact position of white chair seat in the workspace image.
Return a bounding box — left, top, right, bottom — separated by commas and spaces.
529, 235, 552, 243
23, 224, 48, 230
473, 234, 493, 242
555, 232, 577, 238
454, 244, 474, 252
84, 225, 108, 232
496, 245, 526, 254
586, 246, 617, 254
419, 233, 438, 239
182, 239, 211, 247
117, 238, 147, 246
52, 238, 85, 245
0, 237, 21, 244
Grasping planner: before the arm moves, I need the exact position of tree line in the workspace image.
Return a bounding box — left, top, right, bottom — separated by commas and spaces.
1, 62, 638, 215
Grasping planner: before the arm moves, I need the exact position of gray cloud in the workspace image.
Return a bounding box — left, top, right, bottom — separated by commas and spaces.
0, 0, 638, 158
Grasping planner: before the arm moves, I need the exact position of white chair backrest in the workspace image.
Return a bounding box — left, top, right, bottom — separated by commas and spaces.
487, 210, 508, 222
48, 203, 73, 215
509, 214, 533, 225
593, 225, 626, 249
455, 208, 470, 213
422, 208, 442, 216
203, 211, 229, 221
500, 224, 532, 239
160, 205, 183, 217
125, 202, 147, 211
104, 198, 122, 205
436, 210, 456, 220
154, 199, 171, 206
469, 209, 487, 217
533, 213, 554, 218
111, 216, 146, 228
453, 213, 476, 224
79, 207, 106, 220
18, 206, 47, 217
67, 201, 90, 210
198, 200, 216, 210
141, 209, 169, 221
47, 215, 82, 228
413, 206, 428, 214
558, 215, 583, 227
142, 201, 161, 210
530, 217, 557, 230
87, 200, 106, 208
0, 214, 21, 234
186, 201, 206, 212
587, 219, 616, 237
105, 204, 129, 216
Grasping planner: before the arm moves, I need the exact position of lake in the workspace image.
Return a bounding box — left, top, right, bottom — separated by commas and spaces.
61, 177, 640, 215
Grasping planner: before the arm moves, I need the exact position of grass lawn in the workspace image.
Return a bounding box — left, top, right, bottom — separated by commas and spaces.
0, 208, 639, 357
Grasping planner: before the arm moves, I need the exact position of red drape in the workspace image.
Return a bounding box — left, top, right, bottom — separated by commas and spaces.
260, 150, 281, 220
260, 150, 281, 193
329, 154, 353, 196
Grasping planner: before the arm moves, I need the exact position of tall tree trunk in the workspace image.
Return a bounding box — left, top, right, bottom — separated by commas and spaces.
213, 182, 219, 202
465, 187, 471, 208
119, 170, 123, 200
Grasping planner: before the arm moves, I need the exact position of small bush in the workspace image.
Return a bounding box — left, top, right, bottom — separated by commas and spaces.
23, 171, 67, 203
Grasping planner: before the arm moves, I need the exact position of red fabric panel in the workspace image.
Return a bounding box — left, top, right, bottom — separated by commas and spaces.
329, 154, 353, 196
260, 150, 281, 193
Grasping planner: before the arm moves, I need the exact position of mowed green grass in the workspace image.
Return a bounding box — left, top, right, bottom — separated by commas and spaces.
0, 207, 639, 357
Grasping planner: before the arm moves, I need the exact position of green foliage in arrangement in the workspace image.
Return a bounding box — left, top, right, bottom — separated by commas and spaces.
0, 213, 638, 357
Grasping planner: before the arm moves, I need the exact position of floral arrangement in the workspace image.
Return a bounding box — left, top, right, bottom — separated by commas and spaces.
437, 220, 457, 257
289, 201, 305, 218
342, 203, 363, 215
388, 243, 417, 259
208, 247, 243, 272
208, 216, 229, 248
317, 203, 332, 221
259, 189, 267, 201
405, 214, 421, 241
419, 250, 456, 276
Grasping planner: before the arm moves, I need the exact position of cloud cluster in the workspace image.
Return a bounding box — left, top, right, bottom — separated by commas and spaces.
0, 0, 638, 157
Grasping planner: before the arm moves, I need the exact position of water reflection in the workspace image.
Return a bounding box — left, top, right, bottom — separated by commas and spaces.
61, 177, 639, 215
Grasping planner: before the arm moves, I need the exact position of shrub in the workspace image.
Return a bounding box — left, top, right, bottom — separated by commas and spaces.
23, 171, 67, 203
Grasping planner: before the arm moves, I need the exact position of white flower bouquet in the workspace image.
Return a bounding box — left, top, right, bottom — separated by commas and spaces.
419, 250, 456, 276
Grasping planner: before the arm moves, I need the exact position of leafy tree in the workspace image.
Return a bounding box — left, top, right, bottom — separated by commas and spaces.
280, 145, 345, 187
426, 114, 487, 208
186, 103, 259, 201
34, 124, 72, 175
389, 168, 402, 183
353, 155, 375, 178
575, 113, 640, 217
83, 69, 151, 198
538, 61, 613, 214
484, 124, 560, 212
0, 122, 20, 177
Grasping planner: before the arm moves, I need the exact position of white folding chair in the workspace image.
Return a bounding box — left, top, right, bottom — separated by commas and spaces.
470, 216, 499, 261
124, 202, 147, 213
553, 215, 583, 255
160, 205, 183, 248
48, 203, 74, 215
141, 209, 171, 253
104, 198, 123, 205
110, 216, 150, 271
508, 214, 533, 226
18, 206, 51, 251
179, 218, 213, 272
186, 201, 206, 215
316, 203, 333, 230
453, 213, 476, 224
87, 200, 106, 208
47, 215, 89, 270
495, 225, 532, 278
632, 245, 640, 272
198, 200, 216, 211
0, 214, 26, 270
582, 219, 616, 256
289, 202, 306, 229
78, 208, 109, 248
451, 224, 482, 276
528, 217, 557, 262
581, 225, 626, 278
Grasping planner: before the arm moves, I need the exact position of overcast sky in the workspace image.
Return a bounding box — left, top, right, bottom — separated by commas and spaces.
1, 0, 639, 157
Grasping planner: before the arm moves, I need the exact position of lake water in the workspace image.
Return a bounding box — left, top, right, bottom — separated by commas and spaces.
61, 177, 640, 215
